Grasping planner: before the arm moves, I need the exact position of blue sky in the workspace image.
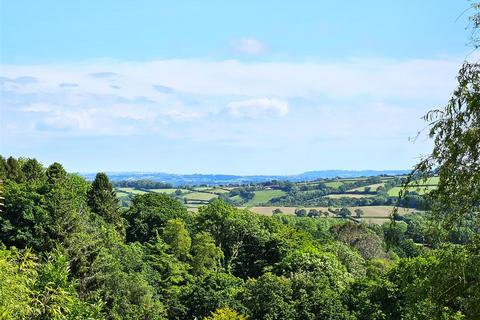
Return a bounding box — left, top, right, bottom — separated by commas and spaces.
0, 1, 476, 174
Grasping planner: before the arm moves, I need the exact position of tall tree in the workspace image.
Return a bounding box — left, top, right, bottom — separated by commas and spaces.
191, 232, 223, 275
164, 218, 191, 261
397, 3, 480, 243
125, 193, 189, 243
21, 158, 45, 182
404, 62, 480, 242
87, 172, 120, 226
5, 157, 24, 183
45, 162, 67, 185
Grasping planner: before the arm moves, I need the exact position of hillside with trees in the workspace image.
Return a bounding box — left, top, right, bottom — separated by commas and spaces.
1, 2, 479, 320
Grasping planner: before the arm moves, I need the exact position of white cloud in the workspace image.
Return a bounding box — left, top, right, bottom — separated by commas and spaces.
227, 98, 288, 118
230, 37, 267, 55
0, 56, 464, 140
1, 57, 461, 101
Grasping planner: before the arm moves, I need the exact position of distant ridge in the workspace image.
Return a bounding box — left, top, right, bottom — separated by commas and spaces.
79, 169, 409, 186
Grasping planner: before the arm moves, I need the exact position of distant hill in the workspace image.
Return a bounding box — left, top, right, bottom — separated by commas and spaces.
79, 169, 409, 186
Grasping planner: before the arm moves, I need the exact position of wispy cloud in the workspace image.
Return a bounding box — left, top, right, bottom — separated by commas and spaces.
59, 82, 79, 88
227, 98, 288, 118
153, 85, 174, 94
0, 56, 462, 144
88, 72, 118, 79
230, 37, 267, 55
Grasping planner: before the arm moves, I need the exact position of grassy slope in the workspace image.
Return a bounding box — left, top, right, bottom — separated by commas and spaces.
116, 187, 148, 195
185, 192, 218, 201
149, 188, 190, 194
324, 193, 376, 199
324, 181, 343, 188
347, 183, 385, 192
245, 190, 287, 206
388, 185, 437, 197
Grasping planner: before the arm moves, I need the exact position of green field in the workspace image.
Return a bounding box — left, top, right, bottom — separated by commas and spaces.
116, 187, 148, 195
229, 195, 242, 202
149, 188, 190, 194
348, 183, 384, 192
414, 176, 439, 185
324, 193, 376, 199
192, 186, 212, 191
245, 190, 287, 206
185, 192, 218, 201
388, 185, 437, 197
324, 181, 343, 189
116, 191, 130, 198
245, 205, 417, 222
209, 188, 230, 194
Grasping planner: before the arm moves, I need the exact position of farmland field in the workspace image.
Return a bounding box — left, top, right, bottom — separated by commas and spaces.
347, 183, 384, 192
324, 181, 343, 188
245, 190, 287, 206
388, 185, 437, 197
149, 188, 190, 194
115, 191, 130, 198
209, 188, 230, 194
192, 186, 211, 191
324, 193, 376, 199
117, 187, 148, 195
244, 205, 418, 220
185, 192, 218, 201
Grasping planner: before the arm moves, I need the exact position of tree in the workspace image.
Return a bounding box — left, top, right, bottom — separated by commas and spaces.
401, 4, 480, 242
45, 162, 67, 185
191, 232, 224, 275
405, 62, 480, 240
33, 251, 104, 320
354, 209, 364, 219
164, 218, 191, 261
21, 158, 45, 182
0, 247, 37, 319
307, 208, 320, 218
87, 172, 120, 227
144, 236, 190, 319
331, 222, 385, 259
204, 307, 246, 320
294, 208, 307, 217
240, 273, 295, 320
5, 157, 24, 182
0, 156, 7, 179
179, 272, 243, 319
124, 193, 189, 243
338, 207, 352, 219
272, 208, 283, 215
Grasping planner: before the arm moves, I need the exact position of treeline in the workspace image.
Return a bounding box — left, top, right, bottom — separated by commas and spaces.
0, 156, 479, 319
269, 189, 427, 209
114, 179, 174, 189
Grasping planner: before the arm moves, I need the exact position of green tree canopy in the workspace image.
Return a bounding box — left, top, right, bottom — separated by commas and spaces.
87, 172, 121, 227
124, 193, 189, 243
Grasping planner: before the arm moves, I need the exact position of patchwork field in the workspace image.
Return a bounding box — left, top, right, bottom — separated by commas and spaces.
185, 192, 217, 201
347, 183, 385, 192
388, 185, 437, 197
243, 205, 419, 223
209, 188, 230, 194
117, 187, 148, 195
324, 181, 344, 189
150, 188, 190, 194
115, 174, 432, 226
245, 190, 287, 206
324, 193, 376, 199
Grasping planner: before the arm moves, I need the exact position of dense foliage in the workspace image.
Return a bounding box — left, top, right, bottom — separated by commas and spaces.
1, 4, 479, 319
0, 155, 479, 319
